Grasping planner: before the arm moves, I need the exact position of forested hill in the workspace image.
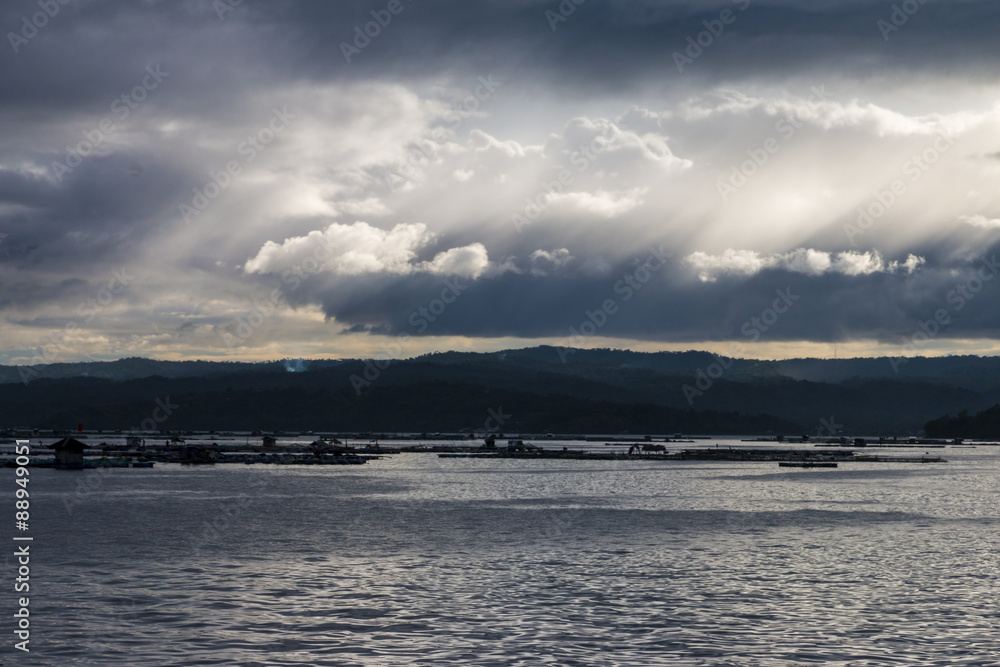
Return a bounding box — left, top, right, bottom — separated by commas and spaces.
2, 347, 999, 434
925, 405, 1000, 439
0, 357, 348, 384
5, 347, 1000, 389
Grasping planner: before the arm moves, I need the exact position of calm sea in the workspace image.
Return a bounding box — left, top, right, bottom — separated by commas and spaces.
3, 438, 999, 666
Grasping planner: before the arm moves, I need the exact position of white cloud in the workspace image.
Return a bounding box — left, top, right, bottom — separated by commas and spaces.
685, 248, 922, 282
832, 250, 884, 276
679, 90, 987, 137
616, 106, 666, 135
244, 221, 489, 279
547, 188, 646, 218
529, 248, 573, 275
470, 129, 529, 158
420, 243, 489, 279
960, 214, 1000, 229
896, 254, 926, 273
776, 248, 832, 275
557, 116, 691, 170
685, 249, 771, 280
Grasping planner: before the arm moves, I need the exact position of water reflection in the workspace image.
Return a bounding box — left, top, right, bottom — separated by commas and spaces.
9, 442, 1000, 665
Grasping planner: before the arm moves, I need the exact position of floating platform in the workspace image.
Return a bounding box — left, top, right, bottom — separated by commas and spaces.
853, 455, 946, 463
779, 461, 838, 468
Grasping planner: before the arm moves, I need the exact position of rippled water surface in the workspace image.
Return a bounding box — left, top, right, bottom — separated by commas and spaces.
4, 441, 1000, 665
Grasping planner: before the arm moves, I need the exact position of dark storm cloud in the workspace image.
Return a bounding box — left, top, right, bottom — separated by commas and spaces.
265, 242, 1000, 344
256, 0, 1000, 88
159, 0, 989, 92
4, 0, 1000, 360
0, 153, 189, 265
0, 277, 87, 311
5, 1, 999, 106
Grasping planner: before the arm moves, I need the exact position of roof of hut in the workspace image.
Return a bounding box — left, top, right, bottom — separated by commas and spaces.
49, 437, 90, 451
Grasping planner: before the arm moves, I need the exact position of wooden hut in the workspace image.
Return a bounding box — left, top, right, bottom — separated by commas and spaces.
180, 444, 218, 464
50, 437, 90, 469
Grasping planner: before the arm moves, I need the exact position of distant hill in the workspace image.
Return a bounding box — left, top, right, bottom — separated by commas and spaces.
0, 357, 347, 384
2, 347, 999, 434
925, 405, 1000, 439
5, 347, 1000, 388
772, 355, 1000, 391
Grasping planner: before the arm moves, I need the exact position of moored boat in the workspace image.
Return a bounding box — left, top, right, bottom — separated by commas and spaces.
778, 461, 838, 468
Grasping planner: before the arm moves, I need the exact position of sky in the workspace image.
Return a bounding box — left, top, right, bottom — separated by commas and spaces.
2, 0, 1000, 365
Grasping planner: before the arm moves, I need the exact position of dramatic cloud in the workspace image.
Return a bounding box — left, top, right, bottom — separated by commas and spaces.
244, 222, 489, 279
3, 0, 1000, 363
961, 215, 1000, 230
685, 249, 925, 282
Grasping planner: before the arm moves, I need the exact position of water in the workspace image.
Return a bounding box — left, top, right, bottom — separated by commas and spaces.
3, 439, 999, 665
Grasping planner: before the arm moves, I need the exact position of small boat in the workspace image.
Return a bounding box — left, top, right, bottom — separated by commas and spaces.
779, 461, 838, 468
131, 461, 155, 468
